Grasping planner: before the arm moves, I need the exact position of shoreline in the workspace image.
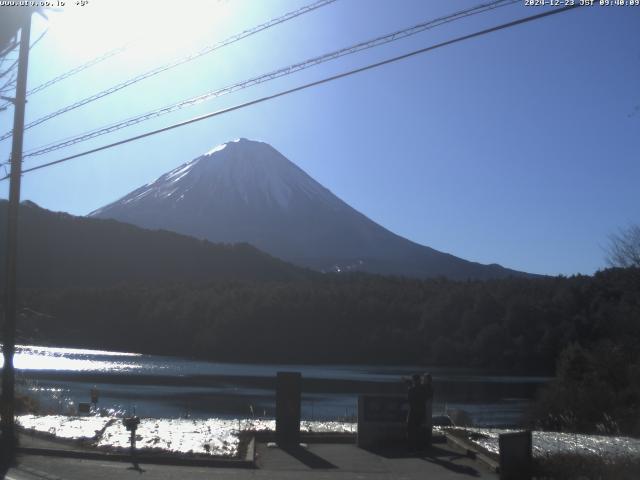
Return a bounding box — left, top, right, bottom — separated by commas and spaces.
9, 342, 557, 377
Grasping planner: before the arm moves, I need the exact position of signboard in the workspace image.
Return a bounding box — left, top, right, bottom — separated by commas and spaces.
362, 396, 408, 423
357, 394, 432, 449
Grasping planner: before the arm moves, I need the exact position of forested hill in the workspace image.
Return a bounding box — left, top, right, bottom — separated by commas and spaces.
18, 267, 640, 374
3, 201, 639, 377
91, 138, 530, 280
0, 200, 308, 288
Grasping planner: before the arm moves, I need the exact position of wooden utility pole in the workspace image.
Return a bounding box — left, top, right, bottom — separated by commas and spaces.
2, 11, 31, 459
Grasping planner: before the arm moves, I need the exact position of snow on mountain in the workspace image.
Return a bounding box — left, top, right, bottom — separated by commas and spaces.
90, 138, 527, 280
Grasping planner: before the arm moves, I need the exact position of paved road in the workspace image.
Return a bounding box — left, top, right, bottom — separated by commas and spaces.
4, 442, 497, 479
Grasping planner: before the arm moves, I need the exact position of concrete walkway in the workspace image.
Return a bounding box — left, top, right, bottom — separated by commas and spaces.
5, 440, 498, 479
256, 441, 497, 479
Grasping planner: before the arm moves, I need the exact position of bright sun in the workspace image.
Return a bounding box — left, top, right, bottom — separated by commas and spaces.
44, 0, 233, 63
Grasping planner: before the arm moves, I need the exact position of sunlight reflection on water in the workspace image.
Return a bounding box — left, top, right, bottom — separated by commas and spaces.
0, 344, 142, 372
8, 344, 548, 425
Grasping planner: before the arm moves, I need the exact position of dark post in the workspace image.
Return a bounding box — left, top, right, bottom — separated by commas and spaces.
91, 387, 99, 409
123, 416, 140, 467
275, 371, 301, 446
2, 11, 32, 460
425, 397, 433, 447
499, 430, 532, 480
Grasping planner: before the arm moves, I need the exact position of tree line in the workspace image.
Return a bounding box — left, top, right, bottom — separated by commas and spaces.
17, 266, 637, 434
15, 267, 639, 375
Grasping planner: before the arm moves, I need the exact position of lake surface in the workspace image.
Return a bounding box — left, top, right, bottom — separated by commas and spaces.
6, 344, 550, 426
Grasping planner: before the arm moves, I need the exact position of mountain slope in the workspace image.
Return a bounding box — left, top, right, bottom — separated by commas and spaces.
90, 138, 528, 280
0, 200, 306, 289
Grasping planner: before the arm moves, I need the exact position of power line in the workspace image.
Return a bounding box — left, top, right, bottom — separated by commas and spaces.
22, 0, 519, 159
0, 40, 130, 112
0, 0, 338, 142
0, 29, 47, 87
0, 3, 581, 183
22, 0, 334, 100
0, 29, 50, 109
26, 42, 128, 97
0, 30, 48, 102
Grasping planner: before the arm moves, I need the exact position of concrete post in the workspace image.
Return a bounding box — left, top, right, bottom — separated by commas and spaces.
276, 371, 301, 446
2, 12, 32, 461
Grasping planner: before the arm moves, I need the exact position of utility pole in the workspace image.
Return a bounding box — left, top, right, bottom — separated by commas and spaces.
2, 11, 32, 461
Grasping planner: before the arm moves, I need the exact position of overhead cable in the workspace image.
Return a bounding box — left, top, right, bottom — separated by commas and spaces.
0, 0, 338, 142
22, 0, 518, 158
0, 4, 581, 182
27, 42, 128, 97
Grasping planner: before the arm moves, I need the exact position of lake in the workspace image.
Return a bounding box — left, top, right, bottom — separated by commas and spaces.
6, 344, 550, 426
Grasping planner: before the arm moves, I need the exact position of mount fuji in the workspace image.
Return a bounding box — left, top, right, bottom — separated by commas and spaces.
90, 138, 526, 280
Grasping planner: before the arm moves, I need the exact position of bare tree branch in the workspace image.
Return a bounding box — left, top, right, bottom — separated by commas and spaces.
606, 224, 640, 268
29, 28, 47, 51
0, 41, 18, 59
0, 58, 19, 79
0, 72, 17, 95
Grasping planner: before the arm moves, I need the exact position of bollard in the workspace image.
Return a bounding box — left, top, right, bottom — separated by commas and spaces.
276, 372, 301, 446
123, 416, 140, 464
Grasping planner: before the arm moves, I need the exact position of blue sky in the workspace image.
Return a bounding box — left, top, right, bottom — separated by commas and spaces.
0, 0, 638, 276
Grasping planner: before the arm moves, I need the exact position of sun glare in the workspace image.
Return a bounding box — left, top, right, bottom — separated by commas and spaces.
45, 0, 233, 63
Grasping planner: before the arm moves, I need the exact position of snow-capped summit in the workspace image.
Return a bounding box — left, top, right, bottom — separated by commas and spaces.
90, 139, 525, 279
92, 138, 330, 214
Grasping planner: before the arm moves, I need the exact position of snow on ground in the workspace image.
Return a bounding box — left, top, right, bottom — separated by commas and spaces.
17, 415, 356, 458
18, 414, 111, 440
452, 427, 640, 459
96, 418, 240, 457
19, 416, 639, 460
